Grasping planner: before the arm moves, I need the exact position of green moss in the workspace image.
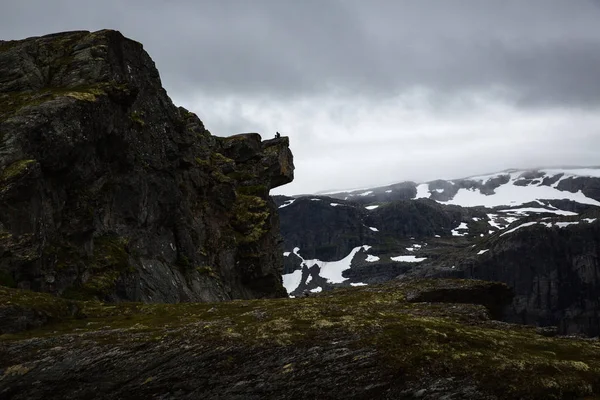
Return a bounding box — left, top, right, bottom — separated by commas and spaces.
130, 111, 146, 127
195, 265, 218, 278
226, 171, 255, 181
93, 235, 131, 272
0, 159, 36, 182
0, 286, 76, 321
3, 279, 600, 399
210, 170, 233, 184
0, 84, 113, 123
210, 152, 235, 167
237, 185, 268, 197
0, 40, 18, 53
60, 235, 132, 300
195, 157, 210, 168
232, 194, 270, 244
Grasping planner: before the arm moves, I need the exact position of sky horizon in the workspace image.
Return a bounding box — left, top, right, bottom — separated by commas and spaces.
2, 1, 600, 195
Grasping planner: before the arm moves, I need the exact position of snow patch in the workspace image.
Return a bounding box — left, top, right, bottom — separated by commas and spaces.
369, 227, 379, 232
451, 222, 469, 237
279, 199, 296, 209
365, 205, 379, 210
498, 207, 577, 216
390, 255, 427, 263
477, 249, 490, 255
415, 184, 430, 199
310, 287, 323, 293
555, 221, 580, 228
282, 270, 303, 294
365, 255, 380, 262
351, 282, 368, 287
445, 180, 600, 208
500, 222, 539, 236
283, 252, 291, 257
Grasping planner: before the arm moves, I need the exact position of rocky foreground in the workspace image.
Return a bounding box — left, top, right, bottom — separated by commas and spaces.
2, 280, 600, 399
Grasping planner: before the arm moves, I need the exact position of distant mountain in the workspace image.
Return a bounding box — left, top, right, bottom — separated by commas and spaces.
275, 167, 600, 335
323, 167, 600, 207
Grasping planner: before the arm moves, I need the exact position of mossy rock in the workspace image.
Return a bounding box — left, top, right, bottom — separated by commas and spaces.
0, 159, 36, 182
2, 279, 600, 398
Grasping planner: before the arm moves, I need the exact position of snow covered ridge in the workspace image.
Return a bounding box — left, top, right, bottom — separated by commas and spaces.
417, 169, 600, 208
500, 218, 597, 237
320, 167, 600, 209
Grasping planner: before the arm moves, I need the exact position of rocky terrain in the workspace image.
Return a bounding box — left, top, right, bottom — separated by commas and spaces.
3, 279, 600, 399
276, 169, 600, 336
2, 29, 600, 399
0, 30, 294, 303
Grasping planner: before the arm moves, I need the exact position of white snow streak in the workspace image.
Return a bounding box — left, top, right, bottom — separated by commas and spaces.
390, 255, 427, 263
278, 199, 296, 209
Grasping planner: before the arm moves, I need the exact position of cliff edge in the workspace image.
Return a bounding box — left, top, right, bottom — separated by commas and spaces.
0, 29, 294, 302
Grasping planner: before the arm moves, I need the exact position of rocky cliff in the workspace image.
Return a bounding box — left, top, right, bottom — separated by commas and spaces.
0, 30, 294, 302
457, 217, 600, 336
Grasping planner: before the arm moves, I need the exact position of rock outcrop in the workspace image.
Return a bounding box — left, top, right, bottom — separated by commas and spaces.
458, 218, 600, 336
0, 30, 294, 302
2, 280, 600, 399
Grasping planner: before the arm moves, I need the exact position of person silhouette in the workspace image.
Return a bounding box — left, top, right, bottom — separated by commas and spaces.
275, 132, 281, 138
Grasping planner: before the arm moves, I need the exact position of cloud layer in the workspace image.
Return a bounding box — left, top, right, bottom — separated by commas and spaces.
2, 0, 600, 194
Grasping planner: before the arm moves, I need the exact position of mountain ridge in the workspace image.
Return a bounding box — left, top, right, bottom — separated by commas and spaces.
276, 166, 600, 335
314, 166, 600, 197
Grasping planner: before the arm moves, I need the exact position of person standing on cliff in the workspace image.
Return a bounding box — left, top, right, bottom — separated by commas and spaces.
275, 132, 281, 138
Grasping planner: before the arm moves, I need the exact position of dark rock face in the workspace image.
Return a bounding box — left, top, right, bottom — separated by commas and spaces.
459, 220, 600, 336
0, 30, 294, 302
401, 279, 513, 320
366, 199, 486, 239
278, 187, 600, 335
277, 197, 373, 264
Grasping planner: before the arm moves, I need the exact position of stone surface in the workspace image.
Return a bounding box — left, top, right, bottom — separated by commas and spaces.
2, 279, 600, 399
0, 30, 294, 303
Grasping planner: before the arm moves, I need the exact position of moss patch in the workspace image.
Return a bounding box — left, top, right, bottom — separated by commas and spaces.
61, 235, 132, 300
232, 194, 270, 244
0, 159, 36, 182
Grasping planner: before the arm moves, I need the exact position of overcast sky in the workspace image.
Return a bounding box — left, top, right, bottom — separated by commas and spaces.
2, 1, 600, 194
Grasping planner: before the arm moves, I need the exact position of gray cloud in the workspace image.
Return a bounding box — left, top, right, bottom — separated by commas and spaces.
2, 1, 600, 194
2, 1, 600, 106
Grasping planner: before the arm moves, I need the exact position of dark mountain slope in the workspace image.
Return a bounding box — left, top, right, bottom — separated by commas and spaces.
277, 174, 600, 335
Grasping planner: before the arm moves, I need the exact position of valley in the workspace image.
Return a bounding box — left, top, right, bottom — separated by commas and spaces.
277, 168, 600, 335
